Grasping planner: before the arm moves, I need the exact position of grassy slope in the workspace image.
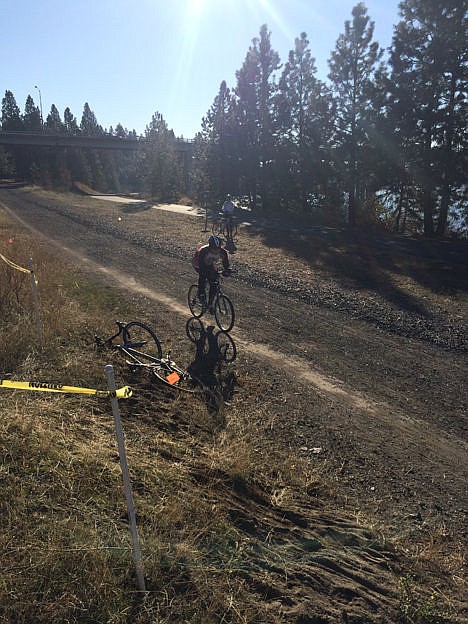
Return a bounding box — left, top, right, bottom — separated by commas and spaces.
0, 206, 463, 624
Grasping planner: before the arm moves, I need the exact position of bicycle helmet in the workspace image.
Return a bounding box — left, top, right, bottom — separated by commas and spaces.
208, 235, 221, 248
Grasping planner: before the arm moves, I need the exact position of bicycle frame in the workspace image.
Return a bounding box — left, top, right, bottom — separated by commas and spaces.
201, 272, 226, 308
95, 321, 201, 392
188, 271, 235, 332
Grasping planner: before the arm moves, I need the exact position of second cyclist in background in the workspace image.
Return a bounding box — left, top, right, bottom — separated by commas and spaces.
192, 235, 231, 313
222, 194, 235, 239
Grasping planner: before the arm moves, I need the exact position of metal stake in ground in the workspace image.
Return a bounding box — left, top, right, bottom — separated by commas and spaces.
29, 257, 43, 348
105, 365, 146, 592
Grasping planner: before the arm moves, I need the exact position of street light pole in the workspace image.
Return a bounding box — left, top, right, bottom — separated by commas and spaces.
34, 85, 43, 128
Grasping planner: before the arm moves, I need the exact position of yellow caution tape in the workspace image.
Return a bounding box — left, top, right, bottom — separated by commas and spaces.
0, 252, 31, 274
0, 379, 132, 399
0, 253, 38, 284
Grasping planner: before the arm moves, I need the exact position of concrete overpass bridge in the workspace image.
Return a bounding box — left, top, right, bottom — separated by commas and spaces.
0, 130, 194, 152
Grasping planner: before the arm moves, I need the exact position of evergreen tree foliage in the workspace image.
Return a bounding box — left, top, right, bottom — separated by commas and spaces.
1, 91, 26, 177
1, 91, 23, 131
275, 32, 335, 215
111, 124, 138, 193
80, 102, 103, 136
64, 108, 80, 134
138, 112, 182, 202
0, 4, 466, 237
22, 96, 42, 131
20, 96, 42, 181
0, 147, 15, 179
234, 24, 281, 210
387, 0, 467, 235
78, 102, 117, 191
193, 80, 237, 207
45, 104, 65, 134
328, 2, 384, 226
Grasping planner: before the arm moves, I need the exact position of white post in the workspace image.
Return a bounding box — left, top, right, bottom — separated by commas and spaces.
29, 257, 43, 348
105, 365, 146, 592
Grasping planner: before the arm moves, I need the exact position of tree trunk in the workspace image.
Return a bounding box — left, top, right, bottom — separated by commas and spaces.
348, 186, 356, 226
437, 182, 450, 237
422, 188, 434, 236
394, 185, 404, 233
436, 71, 456, 237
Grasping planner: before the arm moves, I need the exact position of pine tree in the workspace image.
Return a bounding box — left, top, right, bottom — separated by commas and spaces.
0, 147, 15, 179
64, 108, 80, 135
1, 90, 23, 131
388, 0, 467, 235
1, 91, 25, 177
138, 112, 182, 202
234, 24, 281, 211
20, 96, 42, 180
45, 104, 64, 133
275, 32, 335, 214
195, 80, 237, 206
328, 3, 384, 226
23, 95, 42, 131
80, 102, 103, 136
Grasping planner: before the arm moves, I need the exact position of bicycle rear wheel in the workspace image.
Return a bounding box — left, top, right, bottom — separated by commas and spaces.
152, 358, 202, 393
122, 321, 162, 365
185, 317, 205, 343
214, 294, 235, 332
188, 284, 204, 318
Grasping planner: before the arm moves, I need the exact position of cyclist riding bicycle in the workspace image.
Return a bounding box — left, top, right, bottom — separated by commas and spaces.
192, 235, 231, 313
222, 194, 235, 239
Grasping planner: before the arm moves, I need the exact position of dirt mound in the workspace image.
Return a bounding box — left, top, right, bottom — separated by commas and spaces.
73, 180, 100, 195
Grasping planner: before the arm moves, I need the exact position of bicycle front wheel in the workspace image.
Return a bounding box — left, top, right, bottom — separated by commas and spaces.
211, 220, 222, 236
122, 321, 162, 365
214, 294, 235, 332
188, 284, 204, 318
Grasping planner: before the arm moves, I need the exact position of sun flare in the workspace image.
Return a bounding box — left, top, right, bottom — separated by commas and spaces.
187, 0, 205, 15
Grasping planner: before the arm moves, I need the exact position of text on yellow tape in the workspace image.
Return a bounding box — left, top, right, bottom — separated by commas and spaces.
0, 379, 132, 399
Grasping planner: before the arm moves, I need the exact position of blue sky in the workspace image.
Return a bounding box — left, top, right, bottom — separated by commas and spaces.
2, 0, 401, 138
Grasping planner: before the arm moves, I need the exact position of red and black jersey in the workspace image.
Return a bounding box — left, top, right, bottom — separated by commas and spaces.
196, 244, 229, 272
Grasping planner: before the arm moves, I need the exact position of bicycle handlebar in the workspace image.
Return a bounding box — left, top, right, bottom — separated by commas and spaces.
217, 268, 234, 278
